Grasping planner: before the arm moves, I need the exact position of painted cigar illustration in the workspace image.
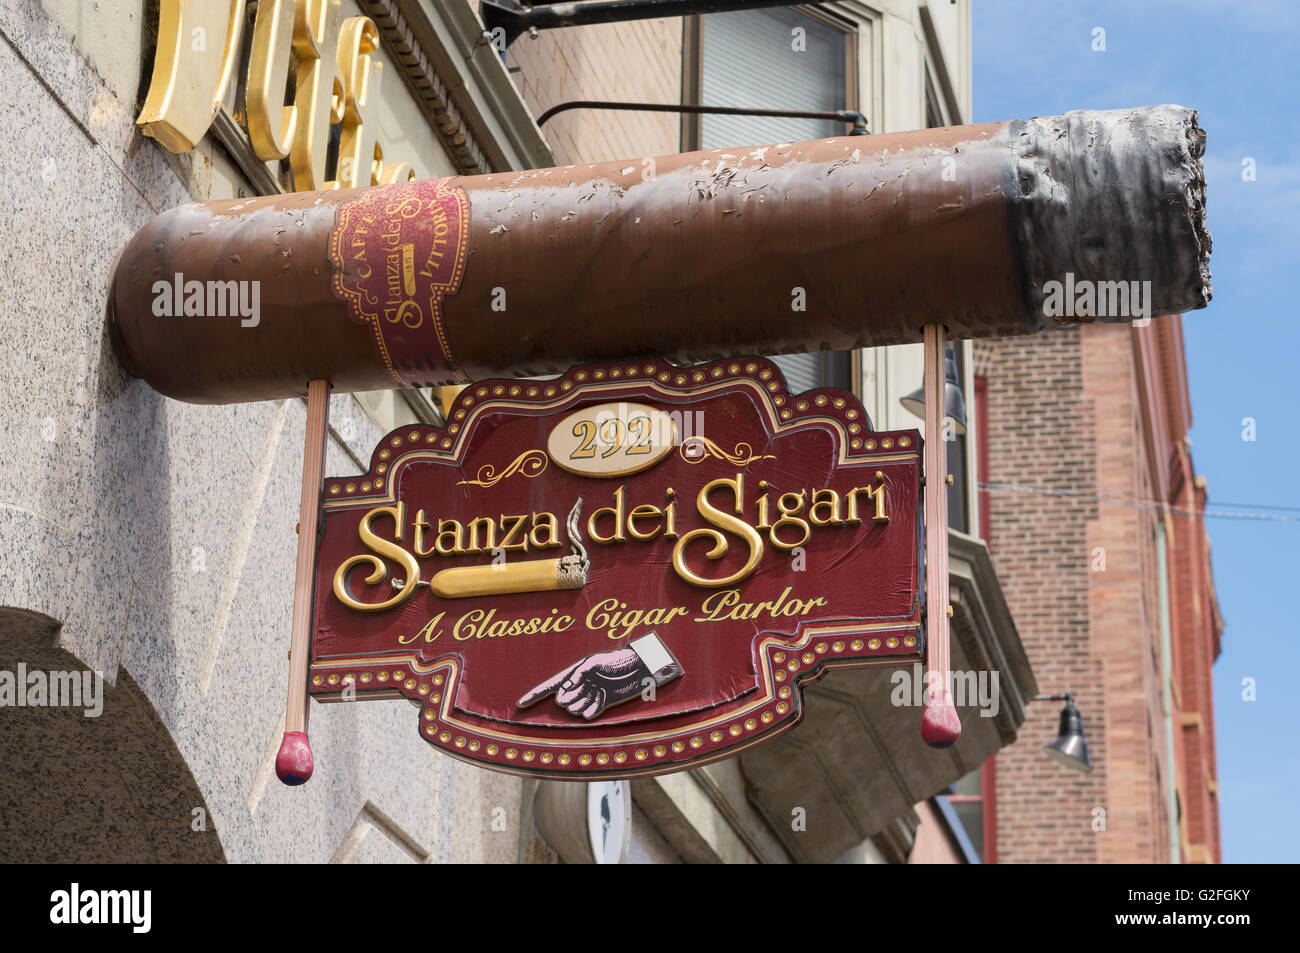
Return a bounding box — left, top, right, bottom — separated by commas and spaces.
392, 498, 590, 600
110, 105, 1210, 405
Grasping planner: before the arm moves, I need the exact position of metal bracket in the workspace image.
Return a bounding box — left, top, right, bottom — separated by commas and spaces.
481, 0, 817, 48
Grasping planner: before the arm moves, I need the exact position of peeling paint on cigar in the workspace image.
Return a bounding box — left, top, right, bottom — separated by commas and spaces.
1013, 105, 1212, 327
110, 108, 1211, 403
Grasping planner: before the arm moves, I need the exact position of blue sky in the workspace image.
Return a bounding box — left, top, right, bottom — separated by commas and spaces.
972, 0, 1299, 863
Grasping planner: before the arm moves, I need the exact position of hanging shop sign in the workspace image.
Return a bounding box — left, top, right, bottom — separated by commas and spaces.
110, 103, 1210, 783
309, 359, 923, 777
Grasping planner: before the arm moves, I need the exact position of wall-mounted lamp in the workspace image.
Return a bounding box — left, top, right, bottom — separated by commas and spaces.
900, 342, 967, 435
1033, 693, 1092, 773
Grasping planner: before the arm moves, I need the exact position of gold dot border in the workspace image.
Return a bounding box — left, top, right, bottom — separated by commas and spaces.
323, 358, 919, 500
309, 622, 922, 775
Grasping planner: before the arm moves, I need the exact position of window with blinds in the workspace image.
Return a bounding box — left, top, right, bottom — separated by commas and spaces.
771, 352, 853, 396
694, 6, 855, 399
698, 7, 847, 149
770, 354, 822, 396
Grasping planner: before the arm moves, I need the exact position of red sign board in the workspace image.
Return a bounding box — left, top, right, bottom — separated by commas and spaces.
310, 358, 923, 777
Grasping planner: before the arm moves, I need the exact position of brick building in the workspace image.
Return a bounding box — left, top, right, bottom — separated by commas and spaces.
973, 318, 1223, 863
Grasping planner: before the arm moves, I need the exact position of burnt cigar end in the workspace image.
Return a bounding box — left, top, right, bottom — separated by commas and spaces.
1013, 105, 1212, 326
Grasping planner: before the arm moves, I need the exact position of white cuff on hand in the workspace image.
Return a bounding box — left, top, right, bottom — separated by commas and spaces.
629, 632, 681, 684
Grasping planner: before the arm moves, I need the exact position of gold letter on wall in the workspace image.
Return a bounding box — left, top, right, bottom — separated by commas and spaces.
246, 0, 298, 160
291, 0, 345, 191
137, 1, 245, 153
334, 17, 383, 189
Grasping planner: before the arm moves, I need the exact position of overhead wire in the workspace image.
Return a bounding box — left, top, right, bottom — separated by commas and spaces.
977, 482, 1300, 523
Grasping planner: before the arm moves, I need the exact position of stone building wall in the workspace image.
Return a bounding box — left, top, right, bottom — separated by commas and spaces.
0, 0, 525, 864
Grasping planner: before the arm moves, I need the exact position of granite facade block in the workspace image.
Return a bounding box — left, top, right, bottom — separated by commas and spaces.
0, 2, 538, 864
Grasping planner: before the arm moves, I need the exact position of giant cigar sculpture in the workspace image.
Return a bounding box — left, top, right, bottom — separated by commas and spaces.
111, 105, 1209, 778
110, 105, 1210, 404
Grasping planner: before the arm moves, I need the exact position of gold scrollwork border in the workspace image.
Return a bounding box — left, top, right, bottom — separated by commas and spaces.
455, 448, 548, 487
679, 435, 776, 466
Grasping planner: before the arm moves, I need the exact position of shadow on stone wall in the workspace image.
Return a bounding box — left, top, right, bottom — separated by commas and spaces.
0, 607, 224, 863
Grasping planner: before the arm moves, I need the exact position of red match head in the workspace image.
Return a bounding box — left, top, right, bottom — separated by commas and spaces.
276, 731, 315, 785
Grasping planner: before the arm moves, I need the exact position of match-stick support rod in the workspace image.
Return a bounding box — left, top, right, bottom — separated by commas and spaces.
276, 379, 331, 785
920, 324, 961, 748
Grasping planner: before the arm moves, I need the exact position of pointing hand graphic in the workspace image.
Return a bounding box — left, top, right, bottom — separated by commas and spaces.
517, 632, 682, 721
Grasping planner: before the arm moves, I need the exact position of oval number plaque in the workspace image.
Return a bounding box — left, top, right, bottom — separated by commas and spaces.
547, 402, 677, 478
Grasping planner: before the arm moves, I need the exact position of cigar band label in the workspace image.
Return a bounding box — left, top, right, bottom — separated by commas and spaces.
328, 178, 471, 387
